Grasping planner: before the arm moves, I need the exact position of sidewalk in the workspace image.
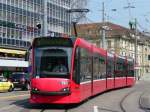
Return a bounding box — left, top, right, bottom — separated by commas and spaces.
139, 73, 150, 110
140, 73, 150, 81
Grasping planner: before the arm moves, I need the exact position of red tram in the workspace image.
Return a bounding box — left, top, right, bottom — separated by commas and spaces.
28, 37, 135, 104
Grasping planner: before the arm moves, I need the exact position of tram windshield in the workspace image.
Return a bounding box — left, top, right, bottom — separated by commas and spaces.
34, 47, 72, 78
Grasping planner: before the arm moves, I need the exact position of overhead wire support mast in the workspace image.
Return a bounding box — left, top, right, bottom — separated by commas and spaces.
101, 2, 107, 49
134, 18, 138, 80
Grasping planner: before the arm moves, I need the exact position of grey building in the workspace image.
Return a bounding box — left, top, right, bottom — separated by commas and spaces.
0, 0, 87, 48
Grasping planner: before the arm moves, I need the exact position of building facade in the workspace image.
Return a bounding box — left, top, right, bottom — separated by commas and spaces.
0, 0, 87, 48
76, 22, 150, 77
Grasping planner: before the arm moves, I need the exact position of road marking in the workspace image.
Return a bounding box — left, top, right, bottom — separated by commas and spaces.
0, 94, 29, 100
94, 106, 99, 112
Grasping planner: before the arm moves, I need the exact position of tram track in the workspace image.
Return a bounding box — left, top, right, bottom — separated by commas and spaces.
139, 91, 145, 109
36, 105, 70, 112
93, 89, 136, 112
38, 109, 68, 112
38, 108, 69, 112
119, 89, 136, 112
139, 90, 150, 112
97, 89, 143, 112
119, 88, 148, 112
0, 99, 28, 112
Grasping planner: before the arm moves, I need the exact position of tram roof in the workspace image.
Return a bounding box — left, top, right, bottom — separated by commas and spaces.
32, 37, 76, 47
32, 36, 107, 56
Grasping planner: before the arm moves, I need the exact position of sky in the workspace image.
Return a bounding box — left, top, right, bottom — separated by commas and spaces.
86, 0, 150, 33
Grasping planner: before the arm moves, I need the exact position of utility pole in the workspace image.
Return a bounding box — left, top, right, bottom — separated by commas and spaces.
134, 18, 138, 80
124, 1, 138, 80
101, 2, 106, 49
129, 18, 138, 80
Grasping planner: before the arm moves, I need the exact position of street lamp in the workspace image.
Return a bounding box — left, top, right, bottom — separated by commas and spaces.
66, 8, 89, 37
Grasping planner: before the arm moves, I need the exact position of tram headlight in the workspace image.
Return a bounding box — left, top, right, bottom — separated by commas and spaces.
32, 87, 39, 91
61, 87, 70, 92
60, 81, 69, 85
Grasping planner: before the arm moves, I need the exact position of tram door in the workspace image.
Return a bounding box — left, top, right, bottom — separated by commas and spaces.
93, 53, 107, 95
79, 48, 93, 99
114, 57, 126, 88
106, 55, 115, 90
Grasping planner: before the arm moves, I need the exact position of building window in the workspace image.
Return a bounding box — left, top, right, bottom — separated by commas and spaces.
148, 55, 150, 60
145, 48, 147, 51
0, 10, 2, 20
107, 40, 111, 48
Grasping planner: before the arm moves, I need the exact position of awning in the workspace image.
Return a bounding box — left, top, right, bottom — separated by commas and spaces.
0, 59, 28, 67
0, 48, 26, 55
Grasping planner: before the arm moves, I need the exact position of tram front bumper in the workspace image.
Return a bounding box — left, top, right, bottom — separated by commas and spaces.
31, 87, 71, 96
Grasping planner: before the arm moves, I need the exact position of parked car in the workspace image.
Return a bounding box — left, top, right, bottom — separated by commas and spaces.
0, 76, 14, 92
10, 72, 30, 90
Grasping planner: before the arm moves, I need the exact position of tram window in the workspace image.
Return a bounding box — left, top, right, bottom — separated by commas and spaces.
34, 47, 72, 78
73, 47, 80, 84
93, 53, 106, 79
93, 54, 100, 80
128, 62, 134, 77
107, 57, 114, 78
123, 63, 128, 77
122, 59, 126, 77
41, 50, 68, 73
115, 58, 125, 77
99, 55, 106, 79
115, 62, 120, 77
80, 48, 91, 82
128, 70, 134, 77
131, 70, 134, 77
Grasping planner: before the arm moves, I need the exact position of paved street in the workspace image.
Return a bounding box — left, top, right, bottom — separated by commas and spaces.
0, 74, 150, 112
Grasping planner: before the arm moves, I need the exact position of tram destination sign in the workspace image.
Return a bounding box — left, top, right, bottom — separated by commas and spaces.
33, 37, 74, 47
